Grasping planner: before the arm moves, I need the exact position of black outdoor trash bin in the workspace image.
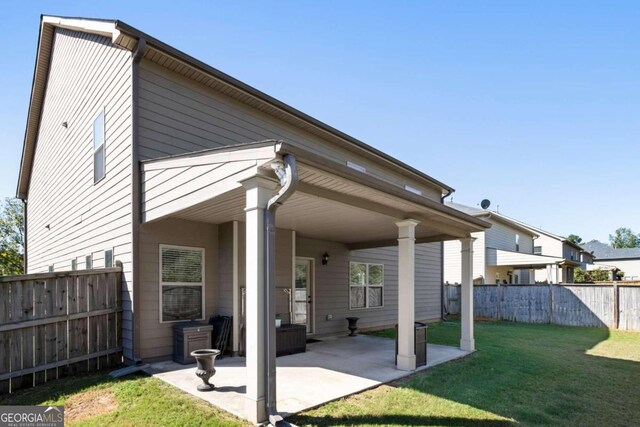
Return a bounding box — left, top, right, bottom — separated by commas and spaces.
395, 322, 428, 367
173, 321, 213, 364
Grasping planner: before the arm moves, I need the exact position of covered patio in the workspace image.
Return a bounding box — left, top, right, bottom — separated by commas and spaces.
146, 333, 471, 419
140, 139, 489, 423
486, 248, 568, 284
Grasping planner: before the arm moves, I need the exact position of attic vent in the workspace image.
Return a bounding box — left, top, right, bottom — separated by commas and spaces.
346, 161, 366, 173
404, 185, 422, 196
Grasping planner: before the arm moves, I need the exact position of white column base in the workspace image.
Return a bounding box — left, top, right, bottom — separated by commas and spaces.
245, 396, 267, 425
460, 338, 475, 352
396, 354, 417, 371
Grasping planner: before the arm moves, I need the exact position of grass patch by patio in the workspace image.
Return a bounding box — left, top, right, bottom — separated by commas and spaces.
292, 321, 640, 426
0, 371, 249, 427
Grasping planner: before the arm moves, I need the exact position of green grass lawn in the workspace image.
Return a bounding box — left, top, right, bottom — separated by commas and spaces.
291, 321, 640, 426
2, 322, 639, 426
0, 371, 249, 427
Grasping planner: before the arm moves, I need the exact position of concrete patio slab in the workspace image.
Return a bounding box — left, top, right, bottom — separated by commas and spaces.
145, 334, 471, 421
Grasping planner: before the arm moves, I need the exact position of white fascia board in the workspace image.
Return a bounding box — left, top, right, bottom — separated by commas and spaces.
42, 16, 120, 43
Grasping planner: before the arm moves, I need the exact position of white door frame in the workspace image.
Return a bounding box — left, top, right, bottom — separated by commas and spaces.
294, 256, 315, 334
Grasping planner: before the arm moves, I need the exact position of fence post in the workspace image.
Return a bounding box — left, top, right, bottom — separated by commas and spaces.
549, 284, 554, 325
613, 284, 619, 329
496, 283, 502, 320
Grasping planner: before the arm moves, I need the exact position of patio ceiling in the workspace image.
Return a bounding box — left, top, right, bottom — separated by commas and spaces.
141, 141, 490, 248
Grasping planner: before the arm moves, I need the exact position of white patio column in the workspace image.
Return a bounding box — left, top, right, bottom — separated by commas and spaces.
396, 219, 420, 371
460, 237, 476, 352
242, 175, 278, 424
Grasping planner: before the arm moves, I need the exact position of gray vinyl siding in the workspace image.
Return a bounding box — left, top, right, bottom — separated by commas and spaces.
139, 218, 441, 360
485, 221, 534, 253
137, 59, 441, 201
138, 218, 219, 360
297, 237, 442, 336
25, 29, 135, 358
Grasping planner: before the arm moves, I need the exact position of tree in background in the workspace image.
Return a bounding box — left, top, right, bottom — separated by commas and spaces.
566, 234, 583, 245
0, 198, 25, 276
574, 267, 611, 283
609, 227, 639, 249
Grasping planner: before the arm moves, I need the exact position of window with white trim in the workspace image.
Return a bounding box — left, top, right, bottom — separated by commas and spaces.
93, 110, 106, 183
349, 262, 384, 309
86, 255, 93, 270
160, 245, 205, 322
71, 259, 77, 271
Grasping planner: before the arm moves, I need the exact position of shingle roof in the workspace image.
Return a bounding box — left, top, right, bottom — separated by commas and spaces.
581, 240, 640, 260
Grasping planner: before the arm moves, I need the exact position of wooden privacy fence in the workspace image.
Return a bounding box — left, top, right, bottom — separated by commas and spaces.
445, 283, 640, 331
0, 266, 123, 393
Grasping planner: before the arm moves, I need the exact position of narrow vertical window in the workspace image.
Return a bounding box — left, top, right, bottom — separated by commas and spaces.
105, 249, 114, 268
93, 110, 105, 183
48, 265, 54, 273
71, 259, 77, 271
515, 234, 520, 252
86, 255, 93, 270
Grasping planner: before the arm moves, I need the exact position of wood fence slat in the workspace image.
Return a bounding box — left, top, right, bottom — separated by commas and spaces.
0, 282, 10, 393
33, 278, 46, 385
21, 281, 35, 388
87, 274, 99, 371
67, 275, 78, 315
10, 281, 24, 391
44, 277, 57, 382
57, 319, 69, 378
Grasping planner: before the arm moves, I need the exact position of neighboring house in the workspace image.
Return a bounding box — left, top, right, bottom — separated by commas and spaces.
16, 16, 489, 423
580, 249, 595, 270
444, 202, 563, 284
582, 240, 640, 281
502, 218, 590, 283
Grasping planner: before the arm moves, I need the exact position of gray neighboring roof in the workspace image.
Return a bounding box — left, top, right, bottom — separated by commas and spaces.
582, 240, 640, 260
17, 15, 455, 199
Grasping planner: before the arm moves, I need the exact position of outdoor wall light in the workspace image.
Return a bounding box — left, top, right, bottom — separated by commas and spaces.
62, 121, 68, 128
321, 252, 330, 265
45, 224, 50, 230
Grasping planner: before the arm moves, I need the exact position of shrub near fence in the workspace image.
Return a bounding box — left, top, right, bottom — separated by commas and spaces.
0, 266, 123, 393
445, 283, 640, 331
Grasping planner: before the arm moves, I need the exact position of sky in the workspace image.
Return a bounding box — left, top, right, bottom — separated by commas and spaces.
1, 1, 638, 243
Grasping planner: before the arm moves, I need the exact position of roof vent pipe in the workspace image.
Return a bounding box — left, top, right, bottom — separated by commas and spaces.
264, 154, 298, 425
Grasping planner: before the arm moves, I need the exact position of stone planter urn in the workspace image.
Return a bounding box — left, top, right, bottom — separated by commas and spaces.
346, 317, 359, 336
190, 349, 221, 391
